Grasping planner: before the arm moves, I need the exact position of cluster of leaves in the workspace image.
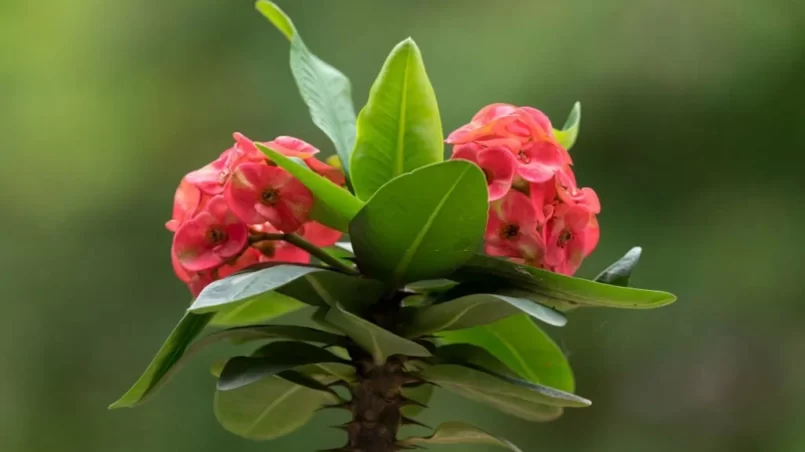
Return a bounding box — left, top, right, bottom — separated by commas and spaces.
110, 2, 676, 451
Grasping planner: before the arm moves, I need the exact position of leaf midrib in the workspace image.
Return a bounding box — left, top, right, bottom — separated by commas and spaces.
392, 165, 471, 286
394, 45, 412, 176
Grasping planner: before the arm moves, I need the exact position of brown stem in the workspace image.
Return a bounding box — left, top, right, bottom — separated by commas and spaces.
248, 231, 358, 275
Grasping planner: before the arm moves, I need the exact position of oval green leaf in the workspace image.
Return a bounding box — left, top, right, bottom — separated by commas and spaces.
402, 422, 522, 451
418, 364, 590, 422
402, 293, 566, 338
439, 315, 574, 392
324, 303, 431, 364
350, 160, 488, 287
189, 264, 385, 314
210, 292, 306, 327
594, 246, 642, 287
256, 143, 363, 232
256, 0, 357, 179
218, 341, 348, 391
553, 101, 581, 150
214, 372, 338, 441
350, 38, 443, 200
451, 254, 676, 311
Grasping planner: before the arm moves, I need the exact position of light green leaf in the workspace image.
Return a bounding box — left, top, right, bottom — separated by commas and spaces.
439, 316, 574, 392
218, 341, 348, 391
403, 422, 522, 451
350, 160, 488, 287
189, 264, 384, 314
350, 38, 443, 200
553, 101, 581, 150
110, 321, 342, 408
404, 279, 458, 293
402, 293, 566, 337
210, 292, 305, 326
109, 313, 212, 408
419, 364, 590, 422
324, 303, 431, 364
451, 254, 676, 311
256, 144, 363, 232
214, 372, 338, 440
256, 0, 357, 179
595, 246, 642, 287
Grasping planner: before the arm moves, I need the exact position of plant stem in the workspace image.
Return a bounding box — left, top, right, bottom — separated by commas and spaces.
249, 232, 358, 275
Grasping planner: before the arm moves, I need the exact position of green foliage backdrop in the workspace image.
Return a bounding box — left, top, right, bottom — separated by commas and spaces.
2, 0, 804, 451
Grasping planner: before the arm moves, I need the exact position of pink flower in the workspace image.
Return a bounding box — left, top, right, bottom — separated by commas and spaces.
185, 134, 266, 195
250, 223, 311, 264
166, 178, 204, 232
305, 157, 346, 186
485, 190, 545, 261
172, 196, 249, 272
543, 204, 600, 276
225, 163, 313, 233
447, 103, 571, 184
263, 135, 320, 159
218, 248, 262, 278
299, 221, 342, 247
452, 143, 518, 201
554, 167, 600, 214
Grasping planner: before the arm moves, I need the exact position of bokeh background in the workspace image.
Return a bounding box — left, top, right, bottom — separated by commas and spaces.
3, 0, 804, 450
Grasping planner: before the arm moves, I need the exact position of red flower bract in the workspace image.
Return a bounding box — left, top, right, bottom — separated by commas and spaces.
452, 143, 517, 201
172, 196, 249, 272
225, 163, 313, 233
485, 190, 545, 261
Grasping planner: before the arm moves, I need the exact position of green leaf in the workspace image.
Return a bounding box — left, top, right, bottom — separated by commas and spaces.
109, 313, 212, 408
418, 364, 590, 422
218, 341, 348, 391
256, 1, 357, 179
350, 38, 443, 200
432, 343, 520, 378
188, 264, 385, 314
553, 101, 581, 150
210, 292, 306, 326
324, 303, 431, 364
402, 293, 566, 338
451, 254, 676, 311
350, 160, 488, 287
405, 279, 458, 293
256, 144, 363, 232
214, 372, 338, 440
400, 383, 433, 417
440, 315, 574, 392
110, 321, 342, 408
402, 422, 522, 451
595, 246, 642, 287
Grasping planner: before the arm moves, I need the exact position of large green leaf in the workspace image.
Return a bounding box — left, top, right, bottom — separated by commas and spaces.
402, 422, 522, 451
256, 1, 357, 179
595, 246, 642, 287
218, 341, 349, 391
553, 101, 581, 150
350, 160, 488, 287
110, 313, 212, 408
214, 372, 338, 440
400, 383, 433, 417
402, 293, 566, 337
210, 292, 305, 327
439, 315, 574, 392
256, 143, 363, 232
109, 321, 342, 409
188, 264, 384, 314
418, 364, 590, 422
451, 254, 676, 311
324, 303, 431, 364
350, 38, 443, 200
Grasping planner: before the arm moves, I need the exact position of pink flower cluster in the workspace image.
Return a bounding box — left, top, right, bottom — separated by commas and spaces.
167, 133, 343, 296
448, 104, 601, 276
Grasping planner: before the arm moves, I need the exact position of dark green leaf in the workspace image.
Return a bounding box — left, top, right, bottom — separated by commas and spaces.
400, 383, 433, 417
432, 343, 520, 378
324, 303, 431, 364
402, 422, 522, 451
214, 372, 338, 440
440, 315, 575, 392
256, 144, 362, 232
188, 264, 385, 314
402, 293, 566, 337
210, 292, 306, 326
405, 279, 458, 293
218, 341, 347, 391
595, 246, 642, 287
451, 254, 676, 311
350, 38, 443, 200
256, 0, 357, 179
350, 160, 488, 287
553, 101, 581, 150
109, 313, 212, 408
418, 364, 590, 422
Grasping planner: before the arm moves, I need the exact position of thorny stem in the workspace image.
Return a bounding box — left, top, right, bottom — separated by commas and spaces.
248, 232, 359, 275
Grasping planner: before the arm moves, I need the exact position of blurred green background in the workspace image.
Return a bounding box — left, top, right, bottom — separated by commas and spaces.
3, 0, 804, 450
